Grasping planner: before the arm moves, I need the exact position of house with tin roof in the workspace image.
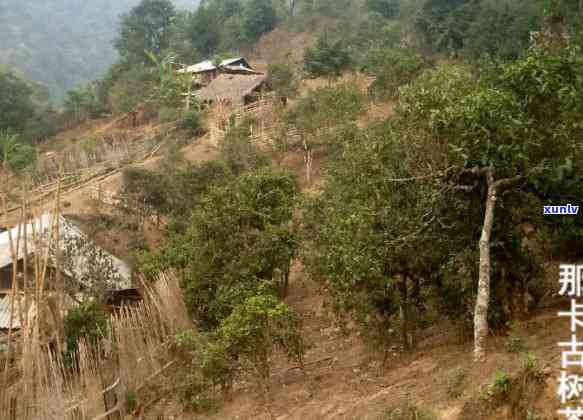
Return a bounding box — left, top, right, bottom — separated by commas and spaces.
0, 213, 136, 330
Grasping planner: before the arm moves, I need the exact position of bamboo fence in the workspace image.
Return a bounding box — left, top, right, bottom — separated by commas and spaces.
0, 190, 192, 419
2, 124, 174, 222
0, 270, 191, 420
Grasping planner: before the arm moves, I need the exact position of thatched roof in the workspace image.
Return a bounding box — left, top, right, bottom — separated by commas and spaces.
195, 74, 268, 105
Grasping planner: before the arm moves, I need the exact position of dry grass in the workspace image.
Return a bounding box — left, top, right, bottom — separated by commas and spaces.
0, 202, 191, 420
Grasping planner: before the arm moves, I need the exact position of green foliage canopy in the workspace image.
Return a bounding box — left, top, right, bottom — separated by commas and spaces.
243, 0, 278, 42
141, 167, 299, 330
304, 35, 352, 78
63, 302, 108, 360
0, 69, 35, 133
115, 0, 177, 64
366, 0, 400, 19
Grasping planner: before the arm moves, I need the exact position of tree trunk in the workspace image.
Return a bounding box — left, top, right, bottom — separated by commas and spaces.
283, 264, 290, 297
302, 138, 313, 185
474, 169, 496, 362
410, 276, 421, 349
398, 276, 410, 351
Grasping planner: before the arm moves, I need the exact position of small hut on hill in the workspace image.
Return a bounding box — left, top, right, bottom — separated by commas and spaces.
178, 57, 258, 85
195, 73, 269, 107
0, 213, 138, 331
179, 56, 270, 108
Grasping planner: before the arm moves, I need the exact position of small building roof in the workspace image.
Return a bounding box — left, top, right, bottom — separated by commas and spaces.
178, 57, 251, 74
0, 213, 54, 269
0, 214, 132, 291
195, 73, 268, 106
0, 294, 21, 329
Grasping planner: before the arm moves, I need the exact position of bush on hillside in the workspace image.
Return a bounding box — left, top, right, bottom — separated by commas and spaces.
63, 303, 108, 364
174, 293, 303, 412
366, 0, 400, 19
366, 48, 426, 100
0, 131, 37, 173
304, 34, 352, 78
158, 106, 182, 123
180, 109, 203, 135
383, 400, 437, 420
108, 65, 157, 114
267, 63, 298, 100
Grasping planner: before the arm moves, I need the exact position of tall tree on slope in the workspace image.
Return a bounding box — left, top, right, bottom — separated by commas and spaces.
115, 0, 176, 65
243, 0, 278, 42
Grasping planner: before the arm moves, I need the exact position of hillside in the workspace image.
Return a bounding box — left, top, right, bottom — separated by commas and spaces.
4, 91, 566, 420
0, 1, 582, 419
0, 0, 199, 102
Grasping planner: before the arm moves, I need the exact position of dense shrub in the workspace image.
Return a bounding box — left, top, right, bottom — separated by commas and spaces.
180, 109, 203, 134
220, 117, 269, 175
63, 303, 108, 361
158, 106, 183, 123
304, 34, 352, 78
366, 0, 400, 19
0, 132, 37, 173
383, 400, 437, 420
267, 63, 298, 99
366, 48, 426, 100
108, 65, 156, 114
447, 367, 467, 398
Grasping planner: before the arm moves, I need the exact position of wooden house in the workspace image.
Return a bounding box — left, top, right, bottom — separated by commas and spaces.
0, 214, 138, 330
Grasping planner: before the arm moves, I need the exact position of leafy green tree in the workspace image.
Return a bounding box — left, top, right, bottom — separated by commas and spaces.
462, 0, 542, 61
243, 0, 278, 42
0, 131, 37, 173
415, 0, 476, 55
366, 0, 400, 19
167, 10, 200, 65
146, 51, 190, 108
365, 48, 426, 100
63, 302, 108, 363
286, 84, 365, 184
268, 63, 298, 100
0, 69, 35, 133
187, 5, 222, 57
219, 14, 247, 52
302, 123, 443, 353
217, 293, 303, 394
398, 38, 583, 361
107, 65, 157, 114
63, 84, 106, 122
120, 167, 170, 226
159, 168, 298, 329
61, 232, 125, 303
220, 117, 269, 176
22, 105, 62, 144
304, 34, 352, 78
173, 292, 303, 410
181, 110, 203, 134
115, 0, 176, 64
298, 0, 352, 18
215, 0, 243, 20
